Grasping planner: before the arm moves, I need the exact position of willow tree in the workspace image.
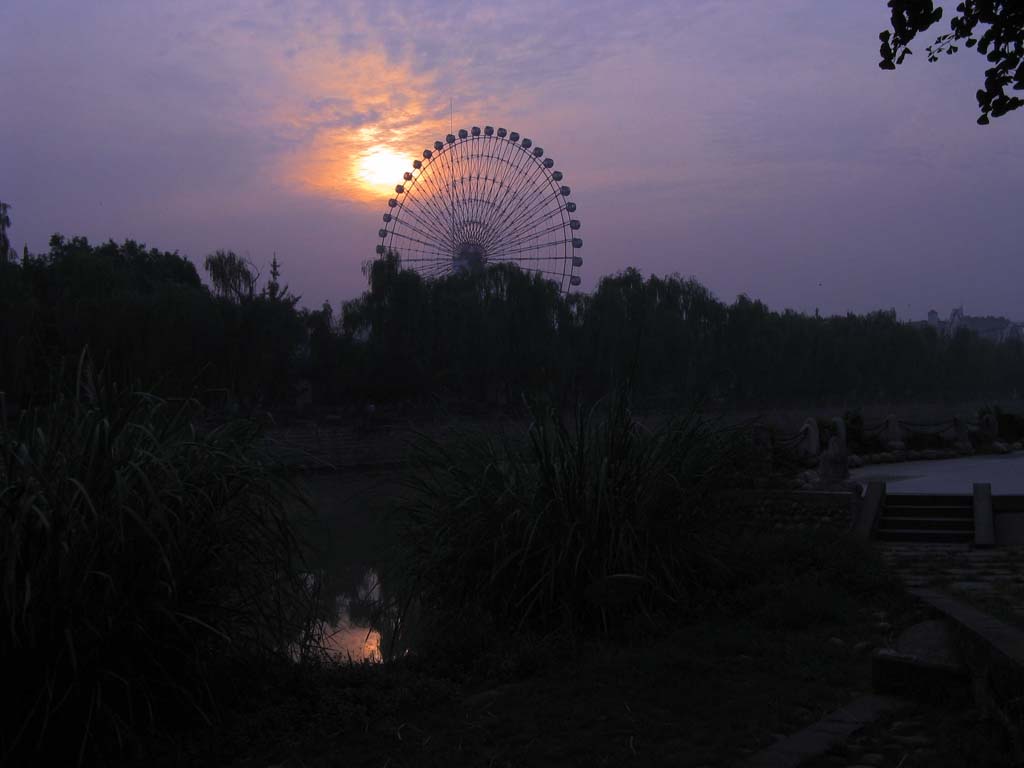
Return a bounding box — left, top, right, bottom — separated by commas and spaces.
0, 202, 12, 263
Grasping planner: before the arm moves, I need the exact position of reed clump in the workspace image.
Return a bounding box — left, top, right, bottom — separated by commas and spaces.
0, 367, 317, 763
396, 394, 744, 645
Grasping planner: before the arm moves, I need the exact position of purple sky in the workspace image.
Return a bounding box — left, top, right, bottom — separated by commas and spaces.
2, 1, 1022, 319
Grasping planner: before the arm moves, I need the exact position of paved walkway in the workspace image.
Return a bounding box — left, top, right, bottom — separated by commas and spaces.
796, 699, 1004, 768
877, 544, 1024, 627
740, 695, 909, 768
744, 543, 1024, 767
851, 453, 1024, 494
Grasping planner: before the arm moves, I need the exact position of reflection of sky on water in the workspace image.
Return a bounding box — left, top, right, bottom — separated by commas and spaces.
320, 569, 384, 663
297, 473, 400, 662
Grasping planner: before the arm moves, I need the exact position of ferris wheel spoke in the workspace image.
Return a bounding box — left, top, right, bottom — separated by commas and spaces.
413, 153, 459, 249
389, 195, 456, 246
474, 138, 528, 238
482, 140, 538, 238
491, 191, 569, 250
491, 145, 549, 223
476, 191, 556, 256
453, 142, 481, 243
484, 178, 553, 250
388, 245, 452, 260
403, 160, 459, 235
493, 200, 563, 248
498, 216, 569, 249
397, 164, 457, 247
508, 168, 573, 243
498, 158, 549, 230
389, 217, 450, 259
386, 228, 451, 254
495, 173, 564, 232
391, 211, 454, 257
466, 146, 487, 226
441, 139, 463, 248
486, 204, 566, 255
412, 163, 458, 250
475, 149, 522, 220
470, 140, 503, 230
412, 195, 458, 255
485, 262, 569, 280
489, 251, 571, 261
493, 248, 569, 263
468, 181, 505, 243
493, 237, 573, 256
384, 234, 451, 258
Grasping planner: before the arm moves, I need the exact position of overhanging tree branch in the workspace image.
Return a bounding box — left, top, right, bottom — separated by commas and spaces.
879, 0, 1023, 124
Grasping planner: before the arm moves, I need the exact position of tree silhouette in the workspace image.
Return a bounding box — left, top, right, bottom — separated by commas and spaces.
4, 233, 1024, 412
879, 1, 1024, 124
266, 254, 282, 300
204, 250, 258, 302
0, 201, 12, 263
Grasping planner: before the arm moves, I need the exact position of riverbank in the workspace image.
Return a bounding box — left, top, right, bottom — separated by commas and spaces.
128, 604, 909, 766
124, 530, 918, 767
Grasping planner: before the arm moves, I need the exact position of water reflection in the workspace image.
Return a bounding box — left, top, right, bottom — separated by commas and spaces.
321, 569, 384, 662
298, 472, 408, 663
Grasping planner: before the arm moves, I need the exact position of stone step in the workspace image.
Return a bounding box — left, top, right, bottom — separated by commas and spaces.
878, 516, 974, 531
885, 494, 973, 507
877, 543, 973, 553
884, 505, 972, 518
875, 529, 974, 543
872, 619, 970, 699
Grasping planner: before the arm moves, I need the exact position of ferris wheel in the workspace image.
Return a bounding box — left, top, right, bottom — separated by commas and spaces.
375, 126, 583, 292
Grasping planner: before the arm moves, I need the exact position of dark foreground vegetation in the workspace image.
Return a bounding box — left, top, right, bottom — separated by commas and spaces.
0, 367, 320, 765
1, 367, 923, 766
3, 235, 1024, 413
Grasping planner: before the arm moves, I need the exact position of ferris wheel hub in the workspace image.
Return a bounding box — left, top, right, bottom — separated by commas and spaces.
454, 242, 487, 273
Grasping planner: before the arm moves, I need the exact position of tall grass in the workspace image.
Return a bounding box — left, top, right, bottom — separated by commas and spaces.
396, 394, 745, 645
0, 365, 318, 763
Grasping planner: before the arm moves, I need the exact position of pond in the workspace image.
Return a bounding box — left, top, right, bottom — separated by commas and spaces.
297, 470, 406, 662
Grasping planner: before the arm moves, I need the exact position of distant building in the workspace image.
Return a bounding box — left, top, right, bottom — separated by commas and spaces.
919, 306, 1024, 343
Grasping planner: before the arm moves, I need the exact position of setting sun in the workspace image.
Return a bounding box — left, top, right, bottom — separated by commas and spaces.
355, 145, 412, 194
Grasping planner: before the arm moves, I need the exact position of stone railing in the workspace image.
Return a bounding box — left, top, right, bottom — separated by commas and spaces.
779, 411, 1024, 490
